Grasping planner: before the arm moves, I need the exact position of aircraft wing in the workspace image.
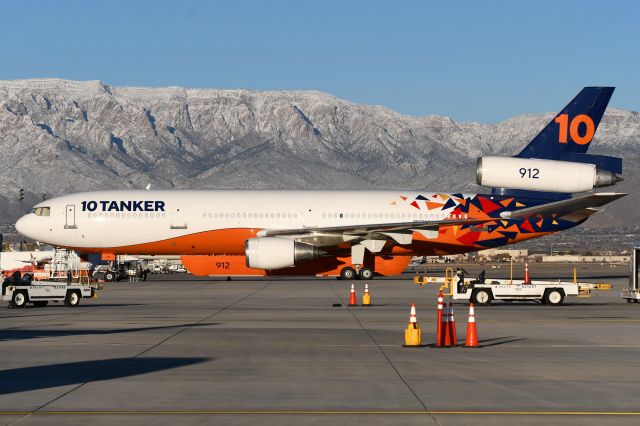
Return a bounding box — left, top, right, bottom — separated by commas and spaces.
257, 216, 494, 245
499, 193, 627, 220
258, 192, 626, 247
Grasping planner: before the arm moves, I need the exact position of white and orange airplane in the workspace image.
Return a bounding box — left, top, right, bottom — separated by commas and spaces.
15, 88, 626, 279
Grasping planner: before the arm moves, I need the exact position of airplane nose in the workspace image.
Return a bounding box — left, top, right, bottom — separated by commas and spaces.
15, 215, 32, 238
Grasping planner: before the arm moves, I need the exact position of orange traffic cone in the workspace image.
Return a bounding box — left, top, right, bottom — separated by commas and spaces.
440, 304, 452, 347
448, 302, 458, 347
410, 304, 418, 325
404, 303, 422, 347
362, 283, 371, 306
524, 262, 531, 284
464, 303, 479, 348
435, 290, 444, 347
348, 283, 357, 306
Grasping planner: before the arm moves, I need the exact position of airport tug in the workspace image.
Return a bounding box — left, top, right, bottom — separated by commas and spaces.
415, 265, 611, 305
2, 271, 100, 308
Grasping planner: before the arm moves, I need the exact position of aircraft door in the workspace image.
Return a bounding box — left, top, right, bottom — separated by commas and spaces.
302, 207, 317, 228
169, 207, 188, 230
65, 205, 77, 229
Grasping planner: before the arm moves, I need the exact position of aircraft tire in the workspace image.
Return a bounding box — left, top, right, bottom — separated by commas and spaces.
340, 267, 357, 280
359, 267, 374, 280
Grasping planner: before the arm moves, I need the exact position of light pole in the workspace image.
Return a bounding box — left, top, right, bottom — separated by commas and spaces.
18, 189, 24, 251
18, 188, 24, 216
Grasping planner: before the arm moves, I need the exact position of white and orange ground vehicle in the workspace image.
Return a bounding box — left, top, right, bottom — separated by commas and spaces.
2, 279, 98, 308
416, 268, 610, 305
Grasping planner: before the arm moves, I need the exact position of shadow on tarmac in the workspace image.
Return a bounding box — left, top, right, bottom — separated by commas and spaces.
427, 337, 527, 348
470, 302, 617, 307
0, 323, 216, 342
477, 337, 527, 347
0, 357, 210, 395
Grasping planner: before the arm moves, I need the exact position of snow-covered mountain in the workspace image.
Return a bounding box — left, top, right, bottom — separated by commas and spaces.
0, 79, 638, 227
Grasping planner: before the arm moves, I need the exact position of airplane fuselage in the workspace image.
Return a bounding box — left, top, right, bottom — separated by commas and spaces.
15, 189, 577, 277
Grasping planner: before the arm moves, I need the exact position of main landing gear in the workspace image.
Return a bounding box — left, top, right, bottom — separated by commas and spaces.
339, 266, 375, 280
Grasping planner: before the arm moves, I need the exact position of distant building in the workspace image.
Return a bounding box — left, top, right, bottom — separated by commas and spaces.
541, 255, 630, 263
477, 249, 529, 261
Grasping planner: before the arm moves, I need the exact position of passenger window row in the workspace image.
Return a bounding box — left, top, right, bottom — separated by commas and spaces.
320, 212, 462, 220
202, 212, 299, 219
88, 212, 166, 218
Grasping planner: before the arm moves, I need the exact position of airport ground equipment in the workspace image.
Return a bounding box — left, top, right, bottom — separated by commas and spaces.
622, 243, 640, 303
2, 278, 98, 308
420, 268, 610, 305
93, 259, 149, 282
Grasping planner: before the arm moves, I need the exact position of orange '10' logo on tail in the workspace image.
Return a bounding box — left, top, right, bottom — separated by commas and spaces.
554, 113, 595, 145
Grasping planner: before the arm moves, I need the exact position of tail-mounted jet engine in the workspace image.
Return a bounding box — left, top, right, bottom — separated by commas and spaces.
476, 156, 623, 193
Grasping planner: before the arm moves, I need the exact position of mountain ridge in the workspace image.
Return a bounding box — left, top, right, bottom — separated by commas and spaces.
0, 79, 637, 228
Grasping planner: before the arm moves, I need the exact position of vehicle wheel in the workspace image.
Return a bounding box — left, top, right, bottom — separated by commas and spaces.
64, 291, 81, 307
12, 291, 27, 308
359, 267, 374, 280
471, 289, 492, 305
340, 267, 357, 280
544, 288, 565, 306
33, 301, 49, 307
104, 272, 115, 282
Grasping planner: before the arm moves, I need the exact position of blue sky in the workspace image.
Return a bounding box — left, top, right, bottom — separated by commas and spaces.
1, 0, 638, 122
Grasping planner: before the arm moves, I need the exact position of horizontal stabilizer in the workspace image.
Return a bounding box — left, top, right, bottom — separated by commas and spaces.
499, 193, 626, 220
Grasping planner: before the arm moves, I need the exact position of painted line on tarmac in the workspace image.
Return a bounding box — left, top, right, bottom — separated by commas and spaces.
1, 410, 640, 416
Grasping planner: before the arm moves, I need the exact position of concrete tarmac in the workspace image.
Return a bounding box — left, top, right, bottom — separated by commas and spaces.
0, 263, 638, 425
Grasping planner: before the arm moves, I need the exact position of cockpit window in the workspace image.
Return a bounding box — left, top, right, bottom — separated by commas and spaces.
31, 207, 51, 216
